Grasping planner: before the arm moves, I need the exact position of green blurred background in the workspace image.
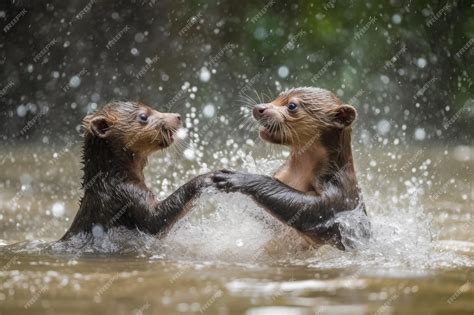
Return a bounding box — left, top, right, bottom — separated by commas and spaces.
0, 0, 472, 148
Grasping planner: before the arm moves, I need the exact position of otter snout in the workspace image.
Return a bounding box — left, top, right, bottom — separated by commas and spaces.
160, 113, 182, 130
253, 104, 268, 119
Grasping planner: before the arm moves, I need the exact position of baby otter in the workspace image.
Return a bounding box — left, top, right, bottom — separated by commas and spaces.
213, 87, 370, 250
61, 101, 211, 241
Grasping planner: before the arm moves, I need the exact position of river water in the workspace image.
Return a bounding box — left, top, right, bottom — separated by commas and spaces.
0, 144, 473, 314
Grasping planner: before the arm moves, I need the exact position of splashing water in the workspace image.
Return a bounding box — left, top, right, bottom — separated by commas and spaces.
0, 153, 472, 270
159, 157, 473, 269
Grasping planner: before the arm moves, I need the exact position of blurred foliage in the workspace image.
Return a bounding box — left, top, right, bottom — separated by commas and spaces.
0, 0, 472, 148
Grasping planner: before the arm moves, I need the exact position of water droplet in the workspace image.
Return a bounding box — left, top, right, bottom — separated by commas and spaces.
414, 128, 426, 140
52, 202, 65, 218
416, 58, 427, 68
199, 67, 211, 82
203, 103, 215, 117
17, 105, 27, 117
69, 75, 81, 88
134, 32, 145, 43
377, 119, 391, 135
176, 128, 188, 140
184, 148, 195, 160
380, 75, 390, 84
278, 66, 289, 78
392, 14, 402, 24
254, 27, 267, 40
92, 224, 104, 238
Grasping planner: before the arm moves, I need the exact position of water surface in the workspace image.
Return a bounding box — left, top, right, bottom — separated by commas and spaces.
0, 144, 473, 315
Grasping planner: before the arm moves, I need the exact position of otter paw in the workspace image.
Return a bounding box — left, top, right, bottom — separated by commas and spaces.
198, 171, 219, 188
212, 171, 246, 193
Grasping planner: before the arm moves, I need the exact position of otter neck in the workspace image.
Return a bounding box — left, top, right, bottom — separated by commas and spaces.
82, 136, 148, 187
275, 128, 355, 193
320, 127, 356, 179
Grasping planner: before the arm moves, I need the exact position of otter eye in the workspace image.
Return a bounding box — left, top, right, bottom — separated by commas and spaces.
138, 113, 148, 124
287, 102, 298, 112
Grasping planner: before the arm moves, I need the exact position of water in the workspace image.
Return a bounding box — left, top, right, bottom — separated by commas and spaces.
0, 145, 473, 314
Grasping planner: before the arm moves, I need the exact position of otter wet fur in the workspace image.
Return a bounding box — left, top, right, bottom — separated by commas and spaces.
213, 87, 370, 250
61, 101, 211, 241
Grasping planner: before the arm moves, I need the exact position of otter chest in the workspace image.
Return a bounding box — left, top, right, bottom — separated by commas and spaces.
274, 166, 315, 193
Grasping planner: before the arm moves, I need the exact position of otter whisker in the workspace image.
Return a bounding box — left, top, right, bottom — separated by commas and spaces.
253, 89, 264, 105
236, 99, 257, 109
262, 90, 273, 103
169, 139, 186, 159
240, 90, 259, 107
241, 116, 258, 132
279, 122, 289, 145
239, 93, 258, 108
284, 123, 300, 147
232, 108, 256, 133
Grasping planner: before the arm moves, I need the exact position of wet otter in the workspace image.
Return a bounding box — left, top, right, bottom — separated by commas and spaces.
213, 87, 370, 250
61, 101, 211, 241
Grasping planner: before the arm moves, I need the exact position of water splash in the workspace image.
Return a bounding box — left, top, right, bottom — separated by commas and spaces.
1, 157, 472, 270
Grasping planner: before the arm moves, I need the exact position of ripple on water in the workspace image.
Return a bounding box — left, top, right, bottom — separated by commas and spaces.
0, 159, 473, 270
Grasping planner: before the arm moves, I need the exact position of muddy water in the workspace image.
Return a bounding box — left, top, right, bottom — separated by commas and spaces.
0, 144, 473, 315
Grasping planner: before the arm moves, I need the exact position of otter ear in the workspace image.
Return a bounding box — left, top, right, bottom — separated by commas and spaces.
332, 105, 357, 128
87, 116, 111, 138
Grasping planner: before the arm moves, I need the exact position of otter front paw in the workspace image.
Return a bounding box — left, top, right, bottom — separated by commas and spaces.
211, 169, 259, 193
195, 171, 217, 190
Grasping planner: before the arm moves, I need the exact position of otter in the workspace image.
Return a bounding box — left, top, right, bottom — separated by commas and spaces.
61, 101, 211, 241
212, 87, 370, 250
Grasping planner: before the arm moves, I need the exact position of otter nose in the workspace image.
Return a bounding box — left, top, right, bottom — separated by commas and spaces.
176, 114, 181, 121
253, 104, 268, 119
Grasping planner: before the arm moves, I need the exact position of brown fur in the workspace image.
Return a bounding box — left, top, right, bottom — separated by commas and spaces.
213, 87, 369, 249
255, 87, 358, 195
60, 101, 209, 241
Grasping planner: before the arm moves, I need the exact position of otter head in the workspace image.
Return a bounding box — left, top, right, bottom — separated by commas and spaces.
252, 87, 357, 148
83, 101, 181, 155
